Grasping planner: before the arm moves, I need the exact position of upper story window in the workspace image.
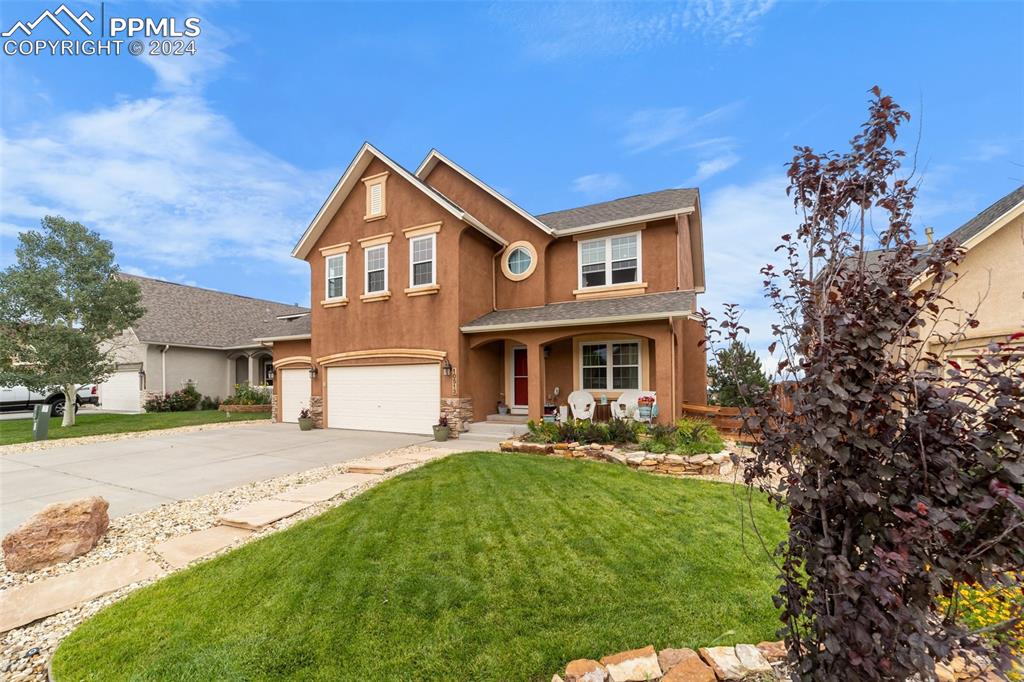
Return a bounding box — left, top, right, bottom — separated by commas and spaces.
362, 172, 388, 220
325, 253, 346, 300
409, 234, 436, 287
365, 244, 388, 294
501, 240, 538, 282
578, 232, 641, 288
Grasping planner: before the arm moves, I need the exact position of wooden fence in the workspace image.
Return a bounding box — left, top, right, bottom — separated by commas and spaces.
679, 403, 756, 443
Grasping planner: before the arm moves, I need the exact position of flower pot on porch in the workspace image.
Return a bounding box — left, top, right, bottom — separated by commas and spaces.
298, 417, 313, 431
433, 425, 450, 441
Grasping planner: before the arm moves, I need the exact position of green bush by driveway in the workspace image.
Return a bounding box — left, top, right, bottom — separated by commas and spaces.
0, 410, 268, 446
52, 452, 786, 681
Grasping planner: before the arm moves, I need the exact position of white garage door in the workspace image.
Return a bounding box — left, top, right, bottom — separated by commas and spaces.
99, 370, 142, 412
279, 369, 311, 423
326, 363, 439, 434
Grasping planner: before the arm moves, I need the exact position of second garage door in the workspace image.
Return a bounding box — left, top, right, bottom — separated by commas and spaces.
279, 369, 311, 423
326, 363, 439, 434
99, 369, 142, 412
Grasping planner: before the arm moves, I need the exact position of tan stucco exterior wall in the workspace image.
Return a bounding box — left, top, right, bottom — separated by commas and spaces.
926, 215, 1024, 353
144, 345, 237, 399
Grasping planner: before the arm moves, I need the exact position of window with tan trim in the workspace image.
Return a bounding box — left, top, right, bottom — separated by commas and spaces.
325, 253, 346, 300
409, 234, 436, 287
364, 244, 388, 294
580, 341, 640, 390
578, 231, 642, 288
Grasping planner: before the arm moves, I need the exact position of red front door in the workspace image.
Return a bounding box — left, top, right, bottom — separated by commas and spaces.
512, 347, 528, 407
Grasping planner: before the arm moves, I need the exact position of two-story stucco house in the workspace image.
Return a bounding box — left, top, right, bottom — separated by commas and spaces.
260, 144, 708, 434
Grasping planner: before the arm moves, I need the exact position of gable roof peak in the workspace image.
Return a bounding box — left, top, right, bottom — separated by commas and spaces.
415, 148, 555, 236
292, 142, 506, 259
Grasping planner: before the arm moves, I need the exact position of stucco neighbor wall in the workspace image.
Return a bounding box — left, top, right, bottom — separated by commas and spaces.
928, 214, 1024, 348
145, 346, 232, 399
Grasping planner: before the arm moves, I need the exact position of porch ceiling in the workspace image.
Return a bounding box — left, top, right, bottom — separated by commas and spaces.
460, 290, 696, 333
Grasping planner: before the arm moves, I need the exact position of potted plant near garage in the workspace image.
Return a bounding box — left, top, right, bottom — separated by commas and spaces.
433, 415, 450, 442
297, 408, 313, 431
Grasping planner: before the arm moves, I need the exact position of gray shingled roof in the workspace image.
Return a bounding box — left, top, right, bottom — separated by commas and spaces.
121, 274, 310, 348
945, 184, 1024, 246
462, 290, 695, 331
537, 188, 698, 231
859, 184, 1024, 270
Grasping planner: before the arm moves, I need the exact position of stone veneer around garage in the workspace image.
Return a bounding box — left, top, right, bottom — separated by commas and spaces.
440, 398, 473, 439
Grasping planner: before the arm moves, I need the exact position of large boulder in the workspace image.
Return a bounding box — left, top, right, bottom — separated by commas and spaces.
2, 497, 109, 572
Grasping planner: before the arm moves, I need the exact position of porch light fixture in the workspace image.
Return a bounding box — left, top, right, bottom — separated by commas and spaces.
308, 366, 318, 380
442, 359, 454, 376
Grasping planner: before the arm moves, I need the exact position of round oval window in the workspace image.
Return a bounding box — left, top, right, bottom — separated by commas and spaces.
507, 247, 532, 275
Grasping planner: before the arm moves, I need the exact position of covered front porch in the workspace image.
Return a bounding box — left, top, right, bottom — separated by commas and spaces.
464, 322, 684, 424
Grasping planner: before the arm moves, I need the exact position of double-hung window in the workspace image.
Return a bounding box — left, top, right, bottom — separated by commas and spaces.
580, 341, 640, 391
578, 232, 641, 288
365, 244, 388, 294
325, 253, 346, 299
409, 234, 435, 287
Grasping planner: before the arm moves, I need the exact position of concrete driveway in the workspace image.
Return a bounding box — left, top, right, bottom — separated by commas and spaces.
1, 424, 428, 534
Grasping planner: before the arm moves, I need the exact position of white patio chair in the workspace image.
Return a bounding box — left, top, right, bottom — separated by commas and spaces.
613, 390, 657, 422
567, 390, 595, 420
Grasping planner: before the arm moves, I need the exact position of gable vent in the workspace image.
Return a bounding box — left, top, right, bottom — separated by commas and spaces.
369, 183, 383, 216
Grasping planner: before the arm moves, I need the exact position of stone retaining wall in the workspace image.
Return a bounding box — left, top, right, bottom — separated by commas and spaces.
498, 440, 736, 478
556, 641, 786, 682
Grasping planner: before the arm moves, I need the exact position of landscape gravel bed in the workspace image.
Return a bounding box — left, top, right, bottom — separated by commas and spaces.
0, 444, 454, 681
0, 419, 270, 456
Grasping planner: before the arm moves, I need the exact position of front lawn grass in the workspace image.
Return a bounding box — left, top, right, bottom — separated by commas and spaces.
52, 452, 786, 681
0, 410, 269, 445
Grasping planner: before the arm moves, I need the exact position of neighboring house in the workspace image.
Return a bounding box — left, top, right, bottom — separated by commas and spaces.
859, 185, 1024, 365
918, 185, 1024, 362
259, 144, 708, 433
98, 274, 310, 412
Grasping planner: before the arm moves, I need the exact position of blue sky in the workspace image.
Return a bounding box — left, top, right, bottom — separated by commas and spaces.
2, 1, 1022, 369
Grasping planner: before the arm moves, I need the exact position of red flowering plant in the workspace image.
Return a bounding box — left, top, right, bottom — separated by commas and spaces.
700, 88, 1024, 680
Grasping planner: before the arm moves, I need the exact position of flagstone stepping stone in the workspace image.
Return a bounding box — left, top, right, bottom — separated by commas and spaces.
218, 499, 310, 531
734, 643, 772, 674
274, 473, 379, 504
0, 551, 161, 633
153, 525, 252, 569
346, 456, 416, 474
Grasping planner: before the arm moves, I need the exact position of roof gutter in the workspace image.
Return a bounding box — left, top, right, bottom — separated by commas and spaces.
460, 309, 696, 334
251, 333, 312, 343
551, 207, 695, 237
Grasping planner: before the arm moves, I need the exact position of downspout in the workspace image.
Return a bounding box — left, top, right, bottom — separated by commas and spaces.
160, 344, 170, 394
492, 246, 507, 311
668, 316, 678, 414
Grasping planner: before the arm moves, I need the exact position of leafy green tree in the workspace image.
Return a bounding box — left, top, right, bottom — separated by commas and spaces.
707, 340, 771, 406
0, 217, 143, 427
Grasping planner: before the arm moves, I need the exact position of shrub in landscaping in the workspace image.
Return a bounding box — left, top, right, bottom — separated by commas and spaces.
703, 88, 1024, 679
221, 383, 271, 406
143, 383, 201, 412
674, 418, 724, 455
199, 395, 220, 411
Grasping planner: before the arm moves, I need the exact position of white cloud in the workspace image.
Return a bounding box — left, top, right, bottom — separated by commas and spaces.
699, 174, 797, 377
0, 94, 327, 274
622, 103, 741, 154
691, 153, 740, 183
572, 172, 627, 198
491, 1, 776, 60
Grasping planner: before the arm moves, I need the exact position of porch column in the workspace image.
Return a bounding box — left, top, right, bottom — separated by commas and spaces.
654, 336, 674, 424
527, 342, 545, 422
247, 353, 254, 386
